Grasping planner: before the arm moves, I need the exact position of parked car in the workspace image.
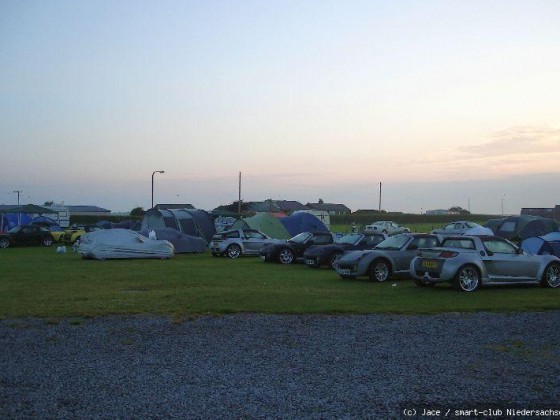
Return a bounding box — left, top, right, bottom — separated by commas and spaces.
303, 232, 387, 269
259, 231, 335, 264
333, 233, 441, 281
209, 229, 283, 258
61, 225, 100, 244
431, 221, 483, 235
410, 235, 560, 292
79, 229, 174, 260
0, 225, 55, 248
364, 221, 410, 235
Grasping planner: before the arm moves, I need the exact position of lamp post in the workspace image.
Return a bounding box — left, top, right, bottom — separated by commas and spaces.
151, 170, 165, 209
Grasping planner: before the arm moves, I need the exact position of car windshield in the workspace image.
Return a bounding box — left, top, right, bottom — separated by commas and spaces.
375, 235, 409, 250
336, 234, 362, 245
289, 232, 312, 244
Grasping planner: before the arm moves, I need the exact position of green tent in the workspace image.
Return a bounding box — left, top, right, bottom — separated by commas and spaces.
231, 212, 290, 239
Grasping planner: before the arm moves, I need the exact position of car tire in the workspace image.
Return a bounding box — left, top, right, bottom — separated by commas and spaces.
368, 259, 390, 282
278, 248, 294, 264
329, 252, 342, 269
453, 264, 480, 292
42, 237, 54, 247
226, 244, 242, 259
0, 238, 10, 248
541, 262, 560, 288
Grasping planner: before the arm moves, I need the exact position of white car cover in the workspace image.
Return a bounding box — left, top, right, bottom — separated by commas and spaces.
78, 229, 174, 260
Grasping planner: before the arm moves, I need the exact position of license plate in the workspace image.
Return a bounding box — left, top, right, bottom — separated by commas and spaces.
421, 259, 438, 269
339, 268, 352, 275
260, 255, 266, 261
305, 259, 315, 265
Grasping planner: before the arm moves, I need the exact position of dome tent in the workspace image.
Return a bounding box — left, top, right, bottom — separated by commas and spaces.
231, 212, 290, 239
141, 208, 216, 243
521, 232, 560, 257
484, 215, 558, 243
279, 212, 329, 237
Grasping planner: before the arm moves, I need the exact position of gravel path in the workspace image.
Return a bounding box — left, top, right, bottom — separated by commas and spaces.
1, 312, 559, 418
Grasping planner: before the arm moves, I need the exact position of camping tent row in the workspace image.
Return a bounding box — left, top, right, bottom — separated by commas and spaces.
0, 204, 59, 231
231, 212, 328, 239
141, 208, 216, 243
484, 215, 558, 243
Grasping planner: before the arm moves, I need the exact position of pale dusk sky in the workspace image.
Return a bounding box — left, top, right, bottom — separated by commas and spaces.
1, 0, 559, 214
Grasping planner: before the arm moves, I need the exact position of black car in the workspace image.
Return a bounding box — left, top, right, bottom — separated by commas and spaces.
259, 231, 335, 264
0, 225, 55, 248
303, 232, 388, 269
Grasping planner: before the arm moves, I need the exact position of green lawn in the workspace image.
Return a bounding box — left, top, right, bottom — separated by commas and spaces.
1, 246, 558, 319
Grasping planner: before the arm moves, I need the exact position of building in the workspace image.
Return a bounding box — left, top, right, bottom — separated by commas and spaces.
154, 204, 196, 210
68, 205, 111, 217
306, 202, 351, 216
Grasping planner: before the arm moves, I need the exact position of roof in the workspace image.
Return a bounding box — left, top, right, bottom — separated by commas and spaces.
155, 204, 195, 210
0, 204, 56, 214
68, 205, 111, 213
249, 200, 308, 213
306, 203, 351, 213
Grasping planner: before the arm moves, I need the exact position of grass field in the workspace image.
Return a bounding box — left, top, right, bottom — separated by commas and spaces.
1, 243, 559, 319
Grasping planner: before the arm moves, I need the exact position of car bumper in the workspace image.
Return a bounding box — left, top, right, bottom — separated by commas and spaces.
411, 259, 457, 283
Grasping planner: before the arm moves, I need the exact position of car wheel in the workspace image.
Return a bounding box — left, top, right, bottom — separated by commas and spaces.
42, 237, 54, 247
453, 265, 480, 292
211, 252, 220, 257
329, 252, 342, 269
278, 248, 294, 264
414, 278, 434, 287
0, 238, 10, 248
368, 259, 390, 282
541, 262, 560, 288
226, 244, 242, 259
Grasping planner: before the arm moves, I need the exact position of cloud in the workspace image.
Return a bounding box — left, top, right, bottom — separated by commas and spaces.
460, 126, 560, 158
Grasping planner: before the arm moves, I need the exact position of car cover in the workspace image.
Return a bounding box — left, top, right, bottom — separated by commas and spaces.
138, 228, 206, 253
78, 229, 174, 260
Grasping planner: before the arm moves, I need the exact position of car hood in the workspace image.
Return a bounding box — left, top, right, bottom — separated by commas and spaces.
304, 244, 343, 256
336, 249, 373, 263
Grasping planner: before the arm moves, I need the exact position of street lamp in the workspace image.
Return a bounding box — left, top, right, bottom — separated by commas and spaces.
151, 170, 165, 209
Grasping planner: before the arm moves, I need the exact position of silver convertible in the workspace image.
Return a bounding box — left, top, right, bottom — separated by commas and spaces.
333, 234, 441, 282
209, 229, 283, 258
410, 235, 560, 292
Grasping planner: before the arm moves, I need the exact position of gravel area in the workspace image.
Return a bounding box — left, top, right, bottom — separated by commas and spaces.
1, 312, 560, 418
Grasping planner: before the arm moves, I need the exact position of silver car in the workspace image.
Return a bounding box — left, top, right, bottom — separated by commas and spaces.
410, 235, 560, 292
431, 221, 483, 235
333, 234, 441, 282
364, 221, 410, 235
209, 229, 283, 258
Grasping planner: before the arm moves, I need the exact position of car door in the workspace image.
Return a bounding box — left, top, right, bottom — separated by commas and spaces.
242, 230, 268, 255
20, 226, 40, 244
481, 238, 540, 281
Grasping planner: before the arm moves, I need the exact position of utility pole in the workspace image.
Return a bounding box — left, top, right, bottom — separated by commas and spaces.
238, 172, 242, 214
13, 190, 22, 205
378, 182, 382, 212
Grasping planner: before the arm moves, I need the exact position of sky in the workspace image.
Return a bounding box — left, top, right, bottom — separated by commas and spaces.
1, 0, 559, 214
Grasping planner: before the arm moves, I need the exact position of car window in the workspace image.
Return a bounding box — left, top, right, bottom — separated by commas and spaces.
22, 227, 35, 234
245, 231, 266, 239
376, 235, 409, 250
443, 239, 475, 249
336, 234, 362, 245
483, 239, 517, 254
314, 234, 332, 245
290, 232, 312, 243
365, 235, 384, 245
224, 231, 240, 239
411, 237, 438, 248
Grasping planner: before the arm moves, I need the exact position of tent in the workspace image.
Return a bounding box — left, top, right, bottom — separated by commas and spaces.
0, 204, 57, 231
521, 232, 560, 257
464, 226, 494, 236
279, 212, 329, 237
141, 208, 216, 243
231, 212, 290, 239
486, 215, 558, 242
139, 228, 206, 253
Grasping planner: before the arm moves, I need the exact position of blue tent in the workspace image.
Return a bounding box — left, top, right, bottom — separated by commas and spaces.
521, 232, 560, 257
279, 212, 328, 237
0, 213, 32, 231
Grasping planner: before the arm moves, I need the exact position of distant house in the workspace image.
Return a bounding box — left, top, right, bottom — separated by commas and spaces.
155, 204, 196, 210
68, 205, 111, 217
249, 200, 308, 213
425, 209, 459, 215
306, 202, 351, 216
